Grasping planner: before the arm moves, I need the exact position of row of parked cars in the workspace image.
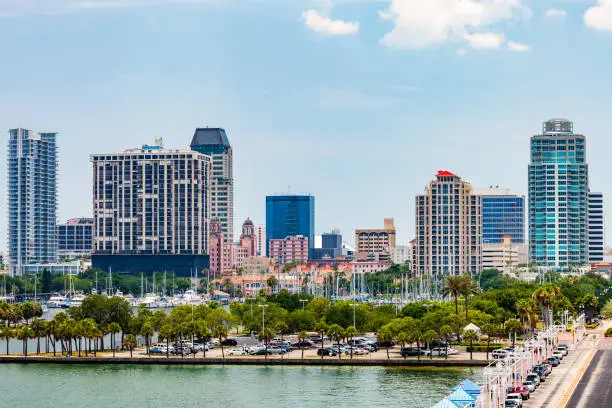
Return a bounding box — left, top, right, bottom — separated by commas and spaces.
504, 344, 569, 407
149, 338, 237, 355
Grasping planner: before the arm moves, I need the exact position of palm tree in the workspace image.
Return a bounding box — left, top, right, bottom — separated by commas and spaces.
422, 329, 439, 360
123, 334, 137, 358
345, 326, 358, 359
460, 274, 478, 321
195, 321, 212, 359
107, 322, 122, 358
441, 276, 466, 315
140, 322, 154, 355
481, 323, 496, 361
158, 324, 174, 359
1, 325, 13, 355
17, 325, 34, 356
516, 299, 534, 334
297, 331, 309, 360
258, 327, 275, 360
314, 320, 328, 360
327, 324, 345, 360
30, 318, 46, 355
439, 325, 453, 360
462, 329, 479, 360
505, 319, 522, 347
213, 325, 228, 358
266, 276, 278, 295
377, 325, 393, 360
407, 328, 423, 361
397, 330, 410, 359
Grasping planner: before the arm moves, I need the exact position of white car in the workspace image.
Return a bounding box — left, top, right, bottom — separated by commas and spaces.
228, 348, 248, 356
348, 347, 369, 355
552, 351, 564, 360
506, 394, 523, 407
522, 381, 536, 392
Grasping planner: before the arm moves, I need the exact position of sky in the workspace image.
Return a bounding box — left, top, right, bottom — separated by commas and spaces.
1, 0, 612, 250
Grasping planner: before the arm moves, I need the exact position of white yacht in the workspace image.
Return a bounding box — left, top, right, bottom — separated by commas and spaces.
139, 293, 161, 309
178, 289, 204, 306
47, 295, 67, 308
68, 293, 86, 308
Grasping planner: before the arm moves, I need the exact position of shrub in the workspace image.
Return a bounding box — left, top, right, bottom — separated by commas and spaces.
604, 328, 612, 338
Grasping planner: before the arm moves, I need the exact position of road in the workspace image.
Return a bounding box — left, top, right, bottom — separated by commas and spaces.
565, 336, 612, 408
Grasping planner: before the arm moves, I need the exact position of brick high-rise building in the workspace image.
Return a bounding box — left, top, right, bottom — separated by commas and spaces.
415, 171, 482, 277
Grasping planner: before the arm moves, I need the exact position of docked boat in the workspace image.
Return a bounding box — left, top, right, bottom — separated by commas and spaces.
139, 293, 161, 308
47, 295, 67, 308
68, 293, 86, 308
177, 289, 204, 306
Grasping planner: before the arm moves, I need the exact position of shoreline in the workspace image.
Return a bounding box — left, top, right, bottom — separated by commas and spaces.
0, 355, 488, 367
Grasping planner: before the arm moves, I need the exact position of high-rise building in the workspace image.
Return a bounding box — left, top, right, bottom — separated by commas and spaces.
528, 119, 589, 267
355, 219, 396, 262
254, 224, 266, 257
475, 187, 525, 244
190, 128, 234, 243
269, 235, 309, 264
7, 129, 58, 276
57, 218, 93, 259
91, 145, 211, 276
415, 171, 482, 277
312, 229, 343, 260
588, 192, 604, 263
266, 195, 315, 257
391, 245, 410, 265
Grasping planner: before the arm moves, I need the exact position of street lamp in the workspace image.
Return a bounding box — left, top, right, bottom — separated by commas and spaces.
259, 304, 268, 333
247, 297, 256, 317
350, 303, 358, 328
300, 299, 308, 310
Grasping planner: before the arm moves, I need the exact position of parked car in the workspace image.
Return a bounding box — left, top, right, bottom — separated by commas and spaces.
510, 386, 530, 400
149, 344, 170, 354
552, 351, 564, 360
526, 373, 540, 387
545, 357, 560, 367
492, 350, 508, 359
522, 381, 536, 392
347, 346, 368, 355
222, 338, 238, 346
506, 393, 524, 407
292, 339, 314, 348
228, 348, 248, 356
430, 347, 448, 357
251, 348, 271, 356
557, 345, 569, 356
401, 347, 427, 357
317, 347, 337, 357
504, 400, 521, 408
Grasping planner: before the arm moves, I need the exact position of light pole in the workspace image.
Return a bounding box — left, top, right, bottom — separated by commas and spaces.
350, 304, 358, 328
247, 297, 256, 318
259, 304, 268, 334
300, 299, 308, 310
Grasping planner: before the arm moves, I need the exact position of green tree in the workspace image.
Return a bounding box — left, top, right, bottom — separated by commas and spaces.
1, 326, 14, 355
297, 330, 309, 360
345, 326, 358, 359
107, 322, 122, 358
30, 318, 46, 355
123, 334, 138, 358
314, 320, 328, 360
463, 329, 479, 360
422, 329, 439, 360
140, 321, 154, 355
326, 324, 345, 360
17, 325, 34, 356
504, 319, 522, 347
442, 276, 466, 315
266, 276, 278, 294
602, 300, 612, 320
460, 274, 479, 321
377, 325, 394, 360
258, 327, 275, 360
158, 324, 175, 359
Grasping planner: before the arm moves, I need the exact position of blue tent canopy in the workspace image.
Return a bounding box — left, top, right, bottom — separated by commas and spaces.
459, 379, 481, 395
431, 398, 460, 408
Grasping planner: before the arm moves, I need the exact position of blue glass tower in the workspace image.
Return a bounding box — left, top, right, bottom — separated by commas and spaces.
7, 128, 58, 276
266, 195, 315, 257
528, 119, 589, 267
481, 192, 525, 244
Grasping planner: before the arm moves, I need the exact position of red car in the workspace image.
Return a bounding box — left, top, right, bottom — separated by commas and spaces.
508, 386, 530, 400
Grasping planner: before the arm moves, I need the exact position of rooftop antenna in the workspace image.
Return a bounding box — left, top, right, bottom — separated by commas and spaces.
154, 137, 164, 147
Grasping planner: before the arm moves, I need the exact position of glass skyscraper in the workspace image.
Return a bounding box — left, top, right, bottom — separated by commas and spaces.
478, 189, 525, 244
7, 128, 58, 276
190, 128, 234, 243
265, 195, 315, 257
528, 119, 589, 267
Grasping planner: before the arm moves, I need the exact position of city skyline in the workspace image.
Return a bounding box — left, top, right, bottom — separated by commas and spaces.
2, 1, 612, 250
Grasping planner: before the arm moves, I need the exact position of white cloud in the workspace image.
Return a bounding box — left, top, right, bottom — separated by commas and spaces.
456, 48, 467, 56
379, 0, 527, 49
545, 9, 566, 18
507, 40, 531, 51
585, 1, 612, 30
302, 9, 359, 35
464, 32, 504, 49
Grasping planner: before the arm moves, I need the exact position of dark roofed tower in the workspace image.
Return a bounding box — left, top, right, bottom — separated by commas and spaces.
191, 128, 234, 243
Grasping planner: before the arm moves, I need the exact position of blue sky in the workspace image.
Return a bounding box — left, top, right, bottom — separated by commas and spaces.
1, 0, 612, 250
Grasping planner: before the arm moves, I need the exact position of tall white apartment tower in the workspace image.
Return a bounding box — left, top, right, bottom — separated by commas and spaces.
254, 224, 267, 257
588, 192, 604, 263
7, 128, 58, 276
415, 171, 482, 277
